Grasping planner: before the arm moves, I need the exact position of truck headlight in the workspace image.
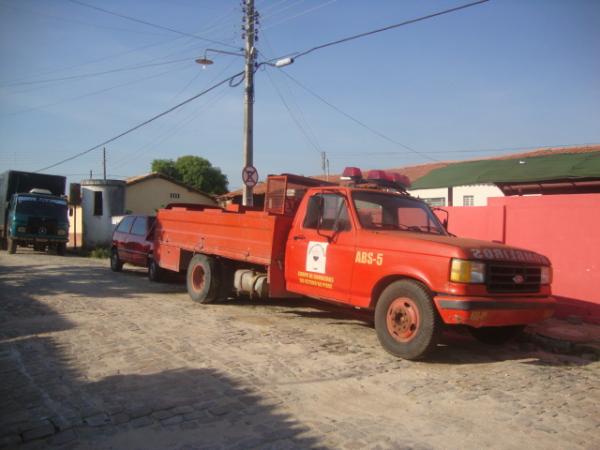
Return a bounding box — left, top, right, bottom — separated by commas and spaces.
17, 226, 26, 233
540, 266, 552, 285
57, 229, 66, 236
450, 259, 486, 283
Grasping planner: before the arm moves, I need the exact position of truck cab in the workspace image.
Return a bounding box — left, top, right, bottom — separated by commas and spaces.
280, 169, 554, 358
6, 191, 69, 254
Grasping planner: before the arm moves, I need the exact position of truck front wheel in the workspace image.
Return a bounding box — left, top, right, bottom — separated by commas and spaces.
187, 254, 220, 304
469, 325, 524, 345
7, 238, 16, 254
374, 280, 441, 360
148, 258, 162, 282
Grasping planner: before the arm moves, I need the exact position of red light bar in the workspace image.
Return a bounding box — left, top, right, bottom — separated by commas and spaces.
341, 167, 363, 181
366, 170, 387, 181
389, 173, 411, 189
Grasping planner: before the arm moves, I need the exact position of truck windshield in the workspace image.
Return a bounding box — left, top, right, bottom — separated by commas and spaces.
352, 191, 446, 235
15, 196, 68, 220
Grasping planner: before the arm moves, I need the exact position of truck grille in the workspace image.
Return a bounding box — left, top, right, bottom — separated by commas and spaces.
27, 218, 57, 235
487, 264, 541, 293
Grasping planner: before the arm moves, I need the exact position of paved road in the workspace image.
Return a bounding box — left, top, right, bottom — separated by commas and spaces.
0, 251, 598, 450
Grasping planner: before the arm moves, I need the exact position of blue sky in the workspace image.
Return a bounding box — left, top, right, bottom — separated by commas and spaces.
0, 0, 599, 191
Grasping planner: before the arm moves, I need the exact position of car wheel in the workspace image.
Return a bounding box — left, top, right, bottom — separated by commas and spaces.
110, 248, 123, 272
148, 258, 162, 282
374, 280, 441, 360
7, 237, 16, 254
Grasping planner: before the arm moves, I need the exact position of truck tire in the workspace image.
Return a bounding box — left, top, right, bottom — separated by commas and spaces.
7, 238, 16, 254
148, 258, 162, 282
110, 248, 123, 272
56, 243, 66, 256
469, 325, 525, 345
187, 254, 220, 304
374, 280, 441, 360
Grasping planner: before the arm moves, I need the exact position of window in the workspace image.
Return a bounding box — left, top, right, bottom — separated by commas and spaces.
116, 216, 135, 233
303, 194, 351, 231
463, 195, 474, 206
170, 193, 180, 199
422, 197, 445, 207
93, 191, 103, 216
131, 217, 147, 236
353, 191, 446, 235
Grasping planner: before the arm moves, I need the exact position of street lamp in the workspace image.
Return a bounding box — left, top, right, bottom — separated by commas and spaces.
195, 45, 294, 206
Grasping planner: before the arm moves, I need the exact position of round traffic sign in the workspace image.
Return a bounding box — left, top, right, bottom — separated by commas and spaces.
242, 165, 259, 187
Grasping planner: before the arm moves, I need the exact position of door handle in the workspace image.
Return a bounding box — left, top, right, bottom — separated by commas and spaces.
293, 234, 306, 241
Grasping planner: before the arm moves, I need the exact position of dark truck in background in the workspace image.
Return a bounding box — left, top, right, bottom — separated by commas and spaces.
0, 170, 69, 255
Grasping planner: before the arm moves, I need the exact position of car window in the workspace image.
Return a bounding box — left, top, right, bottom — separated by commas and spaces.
116, 216, 135, 233
303, 193, 351, 231
131, 217, 147, 236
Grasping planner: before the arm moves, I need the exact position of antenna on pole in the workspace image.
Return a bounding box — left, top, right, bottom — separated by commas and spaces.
103, 147, 107, 181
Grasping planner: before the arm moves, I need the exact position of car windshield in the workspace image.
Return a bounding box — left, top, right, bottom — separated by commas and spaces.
14, 196, 68, 220
352, 191, 446, 235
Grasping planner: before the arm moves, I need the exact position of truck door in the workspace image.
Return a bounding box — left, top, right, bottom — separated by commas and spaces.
285, 192, 356, 303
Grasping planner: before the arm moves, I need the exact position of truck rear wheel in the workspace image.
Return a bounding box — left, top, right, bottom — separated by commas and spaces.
187, 254, 220, 304
374, 280, 440, 360
469, 325, 525, 345
7, 238, 16, 254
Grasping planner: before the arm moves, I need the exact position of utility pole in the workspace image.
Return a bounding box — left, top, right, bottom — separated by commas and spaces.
103, 147, 107, 181
242, 0, 257, 206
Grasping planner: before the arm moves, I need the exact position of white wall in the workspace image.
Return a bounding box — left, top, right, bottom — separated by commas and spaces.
408, 184, 504, 206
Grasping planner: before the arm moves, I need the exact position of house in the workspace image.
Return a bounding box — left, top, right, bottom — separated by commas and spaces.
407, 145, 600, 206
125, 172, 216, 214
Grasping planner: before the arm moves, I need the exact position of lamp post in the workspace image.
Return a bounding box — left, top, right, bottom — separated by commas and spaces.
196, 0, 294, 206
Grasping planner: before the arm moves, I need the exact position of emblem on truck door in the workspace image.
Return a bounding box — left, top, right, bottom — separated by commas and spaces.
306, 241, 328, 274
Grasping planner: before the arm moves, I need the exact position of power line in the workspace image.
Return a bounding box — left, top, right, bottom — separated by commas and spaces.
36, 70, 244, 173
273, 0, 490, 62
264, 67, 322, 155
66, 0, 242, 50
263, 0, 338, 30
3, 56, 199, 88
3, 64, 190, 117
278, 70, 437, 162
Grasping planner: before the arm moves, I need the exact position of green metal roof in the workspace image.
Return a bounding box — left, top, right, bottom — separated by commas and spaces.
410, 151, 600, 189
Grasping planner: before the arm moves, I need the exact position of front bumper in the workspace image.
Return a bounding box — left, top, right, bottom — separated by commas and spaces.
434, 294, 555, 327
12, 233, 68, 244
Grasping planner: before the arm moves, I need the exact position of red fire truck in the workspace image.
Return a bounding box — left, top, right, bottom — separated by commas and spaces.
154, 168, 554, 360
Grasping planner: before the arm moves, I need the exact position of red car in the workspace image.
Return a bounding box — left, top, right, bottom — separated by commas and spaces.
110, 215, 162, 281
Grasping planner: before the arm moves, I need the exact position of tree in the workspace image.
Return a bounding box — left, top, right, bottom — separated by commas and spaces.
151, 155, 228, 195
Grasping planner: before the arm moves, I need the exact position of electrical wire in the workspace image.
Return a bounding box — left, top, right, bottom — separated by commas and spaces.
0, 1, 170, 36
66, 0, 242, 50
262, 0, 337, 30
3, 56, 200, 88
264, 68, 322, 155
278, 70, 438, 162
2, 63, 191, 117
36, 69, 244, 173
265, 0, 490, 63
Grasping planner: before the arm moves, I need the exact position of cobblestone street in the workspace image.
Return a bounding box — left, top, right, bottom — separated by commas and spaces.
0, 251, 598, 449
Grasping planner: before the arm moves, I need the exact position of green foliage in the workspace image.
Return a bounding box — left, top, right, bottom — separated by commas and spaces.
151, 155, 228, 195
89, 247, 110, 259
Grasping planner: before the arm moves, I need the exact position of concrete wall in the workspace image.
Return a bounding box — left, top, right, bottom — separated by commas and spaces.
67, 205, 83, 248
440, 194, 600, 323
126, 177, 215, 215
81, 180, 125, 248
409, 184, 504, 206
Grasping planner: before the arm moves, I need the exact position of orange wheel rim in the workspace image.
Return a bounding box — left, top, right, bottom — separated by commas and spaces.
386, 297, 420, 342
192, 265, 205, 292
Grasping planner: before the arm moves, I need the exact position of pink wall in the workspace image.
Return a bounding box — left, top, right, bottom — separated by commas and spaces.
442, 194, 600, 323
